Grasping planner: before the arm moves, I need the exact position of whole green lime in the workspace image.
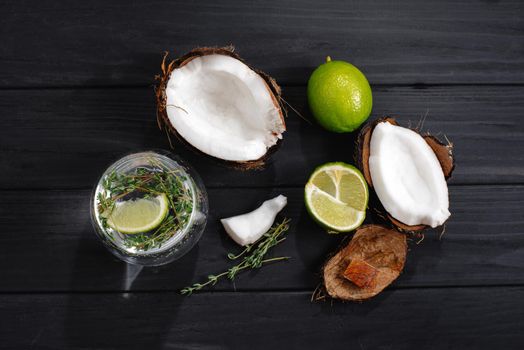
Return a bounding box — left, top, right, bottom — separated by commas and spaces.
307, 57, 372, 133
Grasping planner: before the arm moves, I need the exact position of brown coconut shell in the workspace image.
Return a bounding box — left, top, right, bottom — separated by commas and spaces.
356, 117, 455, 232
155, 46, 286, 170
322, 224, 407, 301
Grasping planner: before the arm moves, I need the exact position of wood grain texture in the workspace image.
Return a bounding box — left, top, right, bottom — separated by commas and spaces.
0, 0, 523, 87
2, 85, 523, 190
2, 288, 523, 349
1, 185, 522, 292
1, 0, 523, 347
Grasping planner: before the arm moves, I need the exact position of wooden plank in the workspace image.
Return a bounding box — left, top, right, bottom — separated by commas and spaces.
1, 185, 522, 292
0, 0, 523, 87
1, 287, 523, 349
1, 85, 523, 189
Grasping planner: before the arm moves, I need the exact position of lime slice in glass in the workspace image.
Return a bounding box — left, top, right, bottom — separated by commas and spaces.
305, 162, 368, 232
107, 193, 169, 234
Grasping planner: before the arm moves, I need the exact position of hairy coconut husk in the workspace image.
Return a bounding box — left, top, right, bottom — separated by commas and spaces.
356, 117, 455, 232
322, 224, 407, 301
155, 46, 286, 170
423, 134, 455, 178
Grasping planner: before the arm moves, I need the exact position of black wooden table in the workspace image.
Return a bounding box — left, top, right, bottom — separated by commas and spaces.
1, 1, 523, 348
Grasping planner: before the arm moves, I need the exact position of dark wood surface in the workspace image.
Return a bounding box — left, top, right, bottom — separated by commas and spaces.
1, 0, 523, 349
2, 288, 524, 349
1, 0, 523, 86
2, 185, 524, 292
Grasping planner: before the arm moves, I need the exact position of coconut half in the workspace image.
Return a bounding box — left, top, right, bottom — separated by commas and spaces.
357, 117, 454, 231
155, 47, 285, 168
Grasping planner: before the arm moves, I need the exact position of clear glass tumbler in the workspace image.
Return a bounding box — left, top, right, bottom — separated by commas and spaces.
90, 151, 208, 266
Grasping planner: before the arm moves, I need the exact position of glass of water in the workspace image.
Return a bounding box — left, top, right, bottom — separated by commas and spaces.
90, 151, 208, 266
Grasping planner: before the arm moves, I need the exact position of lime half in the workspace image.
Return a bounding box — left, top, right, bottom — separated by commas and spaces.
305, 162, 368, 232
107, 193, 169, 234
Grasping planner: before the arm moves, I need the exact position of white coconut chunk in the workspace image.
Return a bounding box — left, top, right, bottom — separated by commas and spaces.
221, 195, 287, 246
369, 122, 450, 228
165, 54, 285, 162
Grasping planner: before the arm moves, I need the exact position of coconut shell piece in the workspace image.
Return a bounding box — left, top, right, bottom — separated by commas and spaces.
155, 46, 285, 170
323, 225, 407, 301
356, 117, 455, 232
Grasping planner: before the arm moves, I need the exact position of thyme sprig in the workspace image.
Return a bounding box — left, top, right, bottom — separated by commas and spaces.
96, 158, 193, 251
180, 218, 291, 295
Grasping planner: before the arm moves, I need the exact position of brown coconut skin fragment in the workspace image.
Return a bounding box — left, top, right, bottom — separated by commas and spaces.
323, 225, 407, 301
342, 259, 379, 289
356, 117, 455, 232
155, 46, 286, 170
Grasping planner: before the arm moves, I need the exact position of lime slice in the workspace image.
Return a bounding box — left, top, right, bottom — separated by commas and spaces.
305, 162, 368, 232
107, 193, 169, 234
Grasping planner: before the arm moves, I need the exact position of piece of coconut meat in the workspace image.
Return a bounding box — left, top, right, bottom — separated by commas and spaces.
221, 195, 287, 246
369, 122, 450, 228
165, 54, 285, 162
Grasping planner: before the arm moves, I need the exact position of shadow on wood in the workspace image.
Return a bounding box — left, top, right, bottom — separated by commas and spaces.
62, 221, 199, 348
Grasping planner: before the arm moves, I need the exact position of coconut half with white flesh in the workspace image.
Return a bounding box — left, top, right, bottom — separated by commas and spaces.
357, 117, 454, 231
155, 47, 286, 168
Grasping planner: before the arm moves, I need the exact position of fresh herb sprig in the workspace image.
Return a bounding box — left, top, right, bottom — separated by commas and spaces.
180, 218, 291, 295
96, 158, 193, 251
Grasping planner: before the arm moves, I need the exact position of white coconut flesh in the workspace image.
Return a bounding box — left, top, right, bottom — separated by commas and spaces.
221, 195, 287, 246
369, 122, 450, 228
165, 54, 285, 162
